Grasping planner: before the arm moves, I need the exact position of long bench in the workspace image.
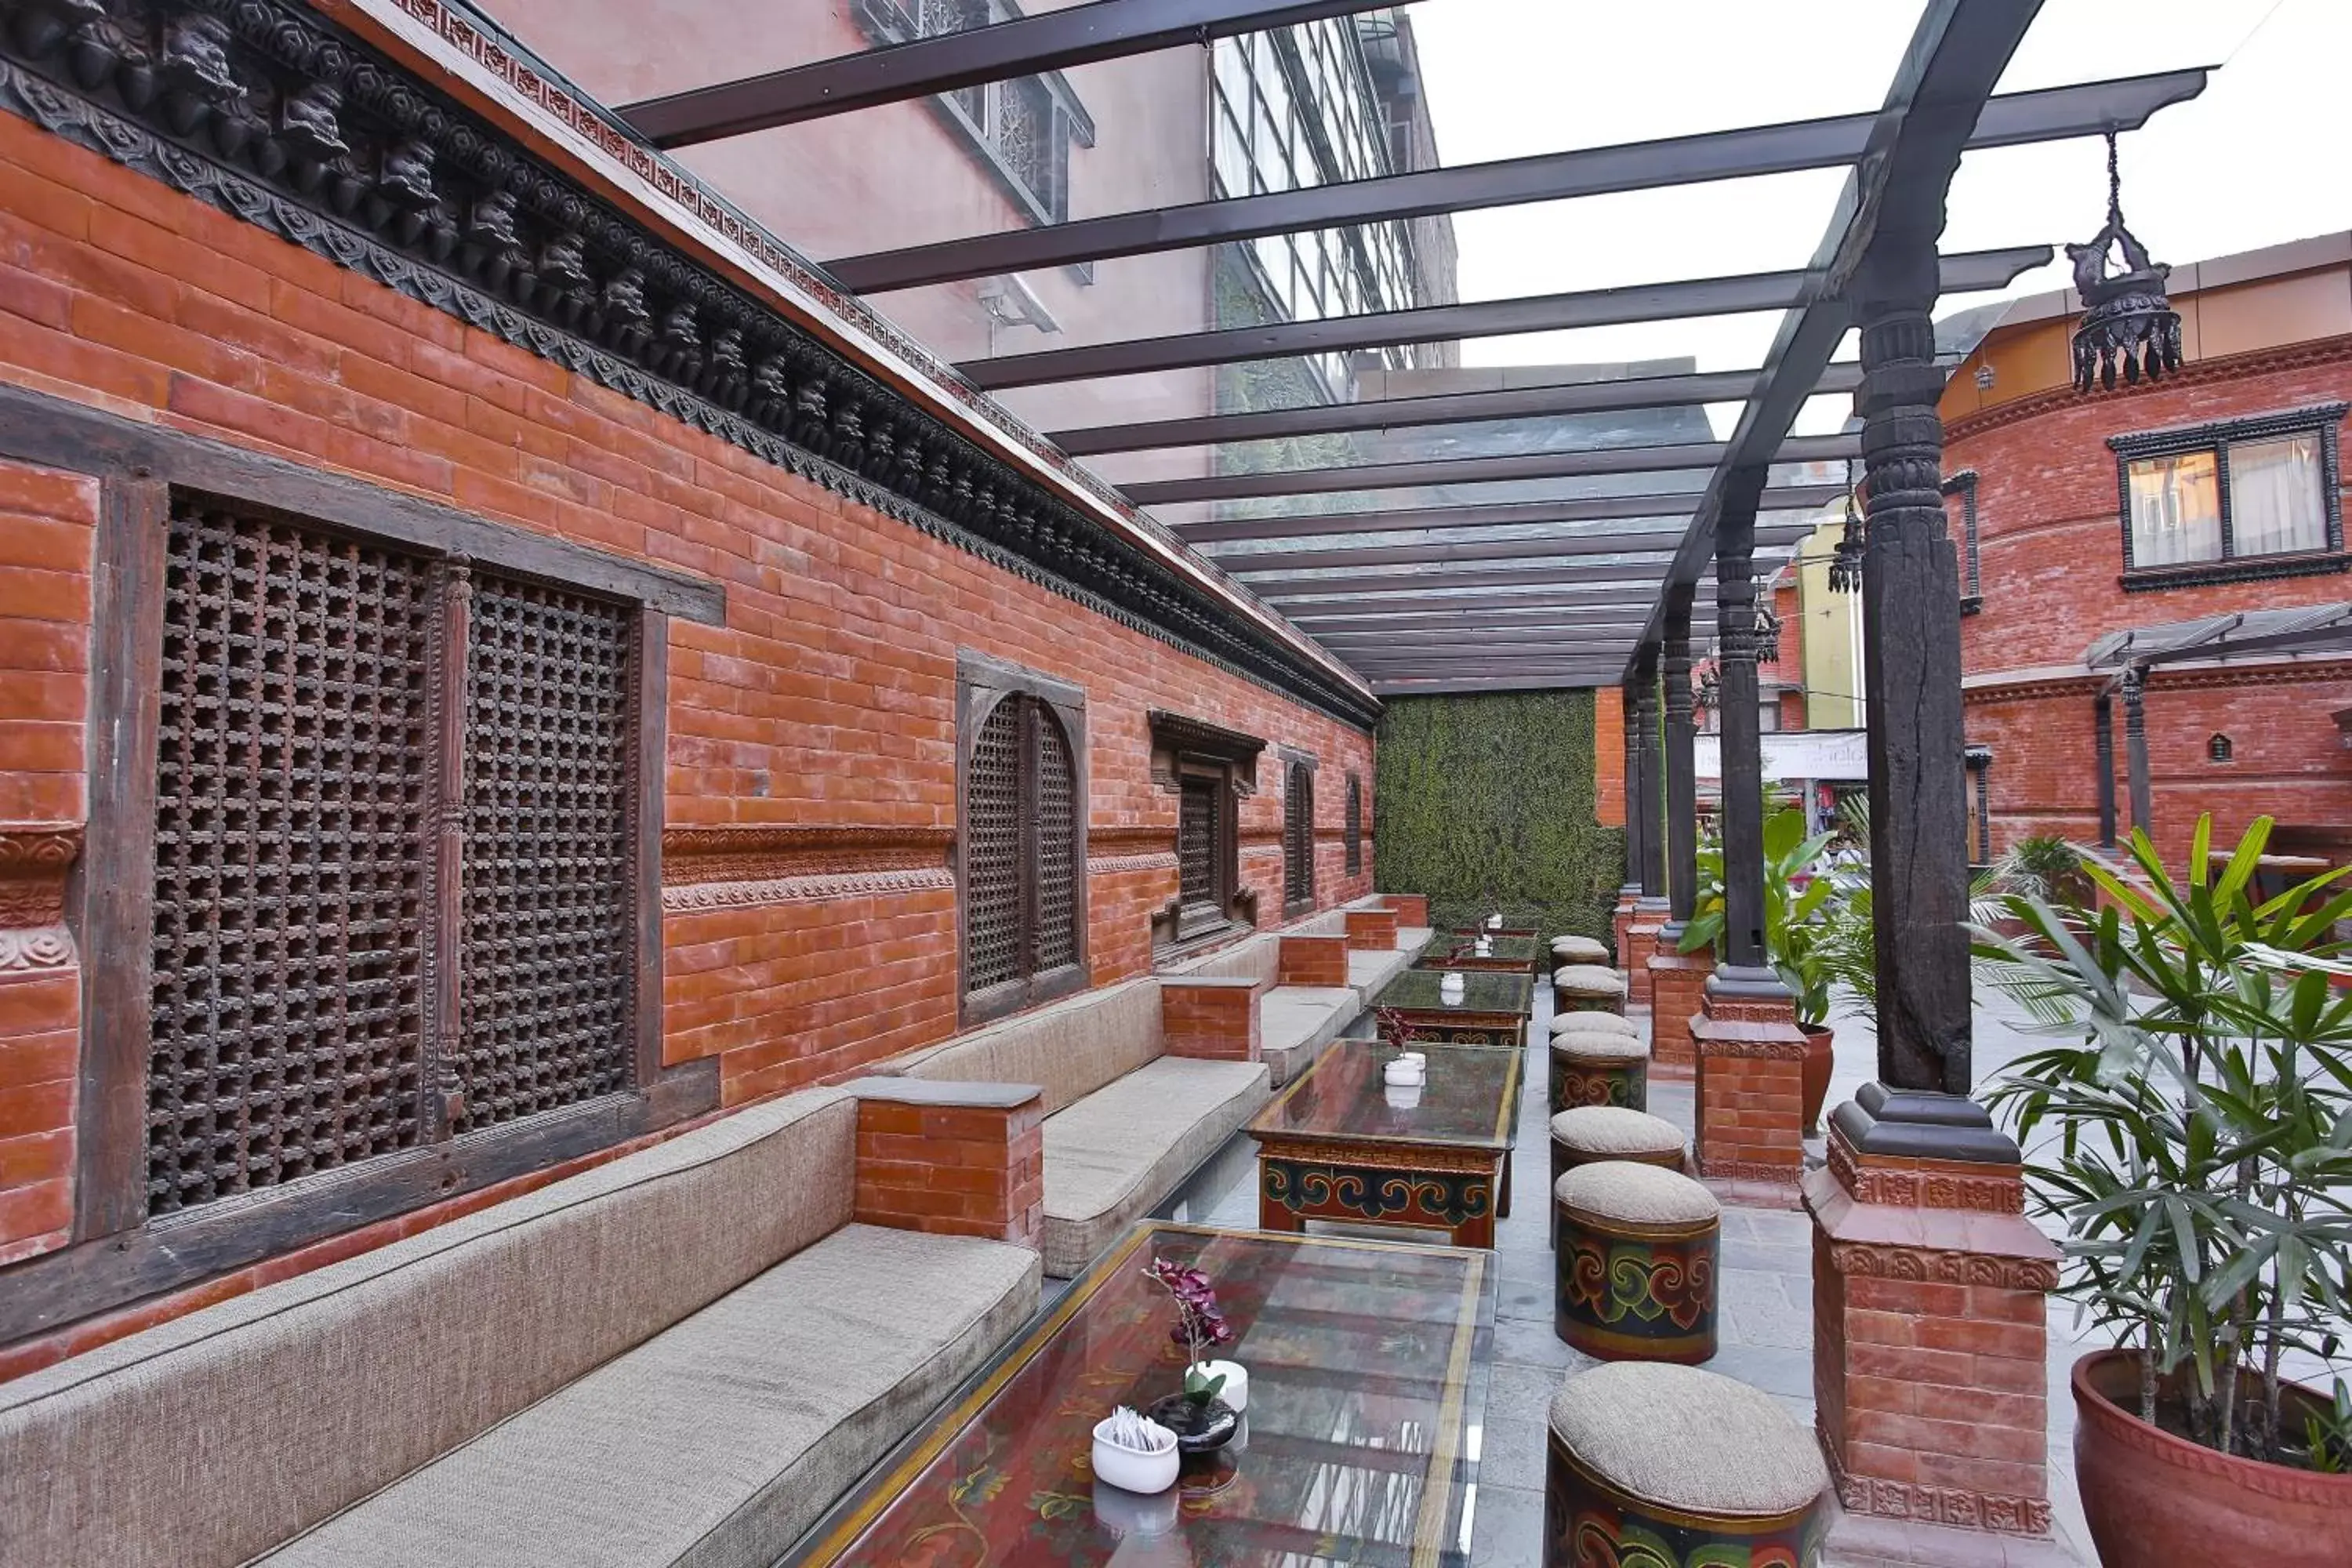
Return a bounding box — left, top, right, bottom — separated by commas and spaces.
0, 1082, 1044, 1568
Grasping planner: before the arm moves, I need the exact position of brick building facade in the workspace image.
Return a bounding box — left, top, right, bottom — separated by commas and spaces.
1944, 233, 2352, 865
0, 0, 1383, 1368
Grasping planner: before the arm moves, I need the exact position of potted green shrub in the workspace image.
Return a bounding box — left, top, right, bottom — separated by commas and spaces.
1678, 807, 1841, 1133
1978, 816, 2352, 1566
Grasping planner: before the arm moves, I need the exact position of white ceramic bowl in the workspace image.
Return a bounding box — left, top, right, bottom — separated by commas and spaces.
1091, 1417, 1180, 1495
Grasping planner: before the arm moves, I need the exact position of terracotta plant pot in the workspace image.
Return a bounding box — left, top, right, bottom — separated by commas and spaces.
1798, 1022, 1835, 1137
2072, 1348, 2352, 1567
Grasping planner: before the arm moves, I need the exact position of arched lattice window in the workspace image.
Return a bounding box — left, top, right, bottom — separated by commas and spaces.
1283, 757, 1316, 913
1344, 774, 1363, 876
959, 654, 1087, 1022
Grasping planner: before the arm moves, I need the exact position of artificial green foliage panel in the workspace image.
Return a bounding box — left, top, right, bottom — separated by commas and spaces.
1373, 691, 1625, 952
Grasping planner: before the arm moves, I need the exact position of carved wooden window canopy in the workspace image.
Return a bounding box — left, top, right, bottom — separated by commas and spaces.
1148, 710, 1265, 951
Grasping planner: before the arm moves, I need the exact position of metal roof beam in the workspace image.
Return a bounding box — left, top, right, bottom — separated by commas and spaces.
1130, 434, 1857, 506
827, 68, 2206, 292
1283, 592, 1711, 624
1370, 676, 1617, 694
1252, 561, 1681, 598
1169, 486, 1842, 543
962, 251, 2034, 390
1207, 521, 1815, 575
1048, 365, 1866, 456
617, 0, 1401, 147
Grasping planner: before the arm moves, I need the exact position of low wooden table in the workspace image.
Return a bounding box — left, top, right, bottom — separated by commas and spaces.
783, 1223, 1496, 1567
1250, 1040, 1522, 1249
1368, 967, 1535, 1047
1414, 930, 1543, 975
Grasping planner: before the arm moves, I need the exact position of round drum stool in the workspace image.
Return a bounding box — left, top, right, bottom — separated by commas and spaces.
1550, 1011, 1639, 1040
1553, 964, 1628, 1017
1548, 1105, 1685, 1190
1552, 1163, 1720, 1361
1551, 934, 1610, 966
1544, 1362, 1829, 1566
1549, 1030, 1649, 1113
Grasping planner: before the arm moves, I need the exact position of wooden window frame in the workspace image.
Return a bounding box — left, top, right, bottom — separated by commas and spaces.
955, 651, 1090, 1025
2108, 403, 2350, 592
1944, 470, 1982, 614
1344, 772, 1363, 876
0, 386, 724, 1346
1281, 750, 1319, 918
1145, 710, 1262, 953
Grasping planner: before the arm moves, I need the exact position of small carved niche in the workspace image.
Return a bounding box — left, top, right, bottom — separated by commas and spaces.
2208, 733, 2234, 764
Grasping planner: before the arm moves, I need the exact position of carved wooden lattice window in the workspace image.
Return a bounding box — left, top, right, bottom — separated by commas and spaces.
142, 500, 645, 1217
1344, 774, 1363, 876
1283, 759, 1316, 911
1178, 778, 1220, 917
958, 654, 1087, 1022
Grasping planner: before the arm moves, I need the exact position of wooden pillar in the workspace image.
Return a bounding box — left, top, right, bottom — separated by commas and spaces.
1692, 468, 1806, 1193
1650, 586, 1709, 1069
2122, 665, 2151, 840
2093, 688, 2118, 846
1626, 652, 1667, 1004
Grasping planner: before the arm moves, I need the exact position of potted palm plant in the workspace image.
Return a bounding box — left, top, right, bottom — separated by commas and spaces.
1978, 816, 2352, 1566
1677, 806, 1840, 1133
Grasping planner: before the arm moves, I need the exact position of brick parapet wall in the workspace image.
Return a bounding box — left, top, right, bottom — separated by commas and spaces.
1278, 935, 1349, 987
851, 1083, 1044, 1248
1594, 687, 1625, 827
1343, 909, 1398, 951
1160, 978, 1261, 1062
0, 109, 1373, 1348
1807, 1128, 2059, 1537
1378, 893, 1428, 926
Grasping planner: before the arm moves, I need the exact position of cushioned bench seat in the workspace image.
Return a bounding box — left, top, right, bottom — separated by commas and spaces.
1397, 926, 1436, 960
1347, 946, 1411, 996
1261, 983, 1360, 1082
1040, 1054, 1269, 1276
260, 1224, 1036, 1568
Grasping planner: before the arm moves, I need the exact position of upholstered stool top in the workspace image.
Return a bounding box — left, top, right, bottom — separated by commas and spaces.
1551, 1011, 1639, 1040
1549, 1106, 1685, 1159
1552, 964, 1627, 998
1551, 935, 1610, 964
1554, 1161, 1719, 1225
1550, 1030, 1647, 1065
1548, 1363, 1828, 1517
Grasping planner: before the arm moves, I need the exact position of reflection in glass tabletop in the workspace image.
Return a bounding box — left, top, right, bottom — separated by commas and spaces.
781, 1224, 1494, 1567
1371, 967, 1534, 1017
1253, 1041, 1519, 1150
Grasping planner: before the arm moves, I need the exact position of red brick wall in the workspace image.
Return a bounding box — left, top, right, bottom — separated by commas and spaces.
1594, 686, 1625, 826
853, 1093, 1044, 1247
1160, 978, 1260, 1061
1278, 935, 1348, 987
1951, 350, 2352, 866
0, 114, 1371, 1307
1343, 909, 1398, 950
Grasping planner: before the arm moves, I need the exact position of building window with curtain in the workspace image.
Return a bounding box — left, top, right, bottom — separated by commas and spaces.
2110, 404, 2347, 589
957, 652, 1088, 1023
1282, 755, 1317, 916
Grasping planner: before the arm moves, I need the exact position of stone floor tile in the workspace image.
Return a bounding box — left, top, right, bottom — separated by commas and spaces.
1478, 1415, 1550, 1493
1490, 1315, 1592, 1374
1700, 1341, 1817, 1399
1465, 1482, 1546, 1568
1483, 1358, 1570, 1425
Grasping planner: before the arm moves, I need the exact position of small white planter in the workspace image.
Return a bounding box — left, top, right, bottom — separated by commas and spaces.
1439, 971, 1466, 1004
1091, 1412, 1180, 1494
1189, 1358, 1249, 1413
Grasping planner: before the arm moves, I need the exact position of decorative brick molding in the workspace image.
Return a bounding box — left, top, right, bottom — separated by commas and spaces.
1379, 893, 1429, 927
1692, 990, 1806, 1190
1088, 851, 1180, 877
1945, 332, 2352, 445
1343, 909, 1398, 952
1809, 1122, 2060, 1539
0, 824, 79, 929
1277, 935, 1348, 987
1160, 978, 1261, 1062
0, 926, 74, 974
1645, 949, 1710, 1077
659, 824, 956, 909
850, 1080, 1044, 1249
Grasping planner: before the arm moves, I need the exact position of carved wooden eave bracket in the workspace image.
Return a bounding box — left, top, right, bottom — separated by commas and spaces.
0, 0, 1378, 731
0, 822, 81, 973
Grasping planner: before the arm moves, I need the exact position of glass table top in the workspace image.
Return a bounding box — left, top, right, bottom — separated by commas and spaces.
782, 1224, 1494, 1567
1252, 1042, 1519, 1150
1417, 933, 1541, 966
1370, 968, 1534, 1016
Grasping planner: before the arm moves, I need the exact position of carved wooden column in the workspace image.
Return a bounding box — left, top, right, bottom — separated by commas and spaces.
1616, 655, 1660, 972
1690, 468, 1806, 1193
2122, 665, 2152, 837
1649, 586, 1708, 1076
2094, 688, 2118, 846
1623, 651, 1668, 1006
1811, 238, 2057, 1548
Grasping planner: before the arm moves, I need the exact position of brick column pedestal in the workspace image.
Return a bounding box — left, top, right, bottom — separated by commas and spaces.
1612, 888, 1639, 969
1644, 948, 1711, 1079
1278, 934, 1348, 986
1809, 1085, 2059, 1541
1344, 908, 1399, 950
1161, 976, 1261, 1062
1381, 893, 1429, 927
851, 1080, 1044, 1248
1624, 902, 1668, 1007
1690, 975, 1806, 1199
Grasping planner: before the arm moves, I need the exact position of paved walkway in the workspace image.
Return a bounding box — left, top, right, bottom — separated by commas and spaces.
1171, 978, 2105, 1566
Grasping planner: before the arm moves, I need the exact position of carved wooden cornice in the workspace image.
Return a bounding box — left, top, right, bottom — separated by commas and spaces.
0, 0, 1379, 732
0, 822, 80, 928
1946, 332, 2352, 448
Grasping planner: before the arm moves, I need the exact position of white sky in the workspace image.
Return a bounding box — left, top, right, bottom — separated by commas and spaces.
1408, 0, 2325, 422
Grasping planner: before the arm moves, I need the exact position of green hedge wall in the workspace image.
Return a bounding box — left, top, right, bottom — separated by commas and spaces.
1372, 691, 1626, 953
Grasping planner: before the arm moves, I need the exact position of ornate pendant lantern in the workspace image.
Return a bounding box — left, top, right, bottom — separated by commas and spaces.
1828, 465, 1865, 594
1693, 660, 1720, 719
2070, 131, 2183, 394
1753, 603, 1783, 666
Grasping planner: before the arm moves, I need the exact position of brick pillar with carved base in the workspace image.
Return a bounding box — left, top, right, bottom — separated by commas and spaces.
1809, 1086, 2059, 1543
1624, 906, 1667, 1007
1613, 889, 1639, 971
1644, 946, 1711, 1078
1690, 970, 1807, 1198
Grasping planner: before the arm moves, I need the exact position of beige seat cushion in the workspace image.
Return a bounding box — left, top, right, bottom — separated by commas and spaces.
1549, 1363, 1827, 1518
1549, 1106, 1685, 1158
1552, 935, 1611, 964
1346, 946, 1410, 997
1261, 985, 1359, 1087
1397, 926, 1436, 961
1041, 1055, 1270, 1276
1552, 964, 1627, 998
1551, 1011, 1640, 1040
1554, 1161, 1719, 1225
0, 1087, 860, 1568
259, 1225, 1040, 1568
893, 977, 1163, 1113
1551, 1030, 1648, 1065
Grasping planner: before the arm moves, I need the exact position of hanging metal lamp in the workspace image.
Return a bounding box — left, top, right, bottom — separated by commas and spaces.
2069, 130, 2183, 394
1828, 463, 1865, 594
